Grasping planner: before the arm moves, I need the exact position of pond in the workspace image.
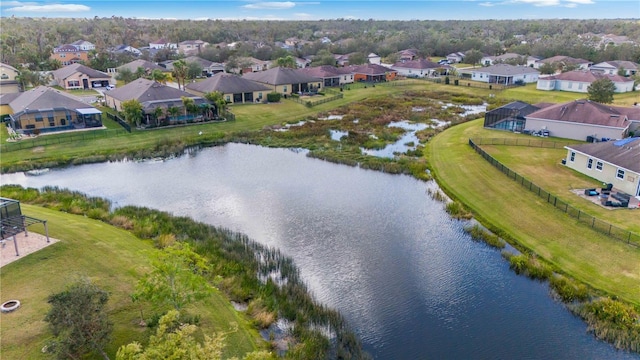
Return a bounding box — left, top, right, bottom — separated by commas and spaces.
2, 143, 637, 359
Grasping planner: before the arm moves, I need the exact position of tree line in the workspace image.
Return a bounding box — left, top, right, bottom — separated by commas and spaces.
1, 17, 639, 72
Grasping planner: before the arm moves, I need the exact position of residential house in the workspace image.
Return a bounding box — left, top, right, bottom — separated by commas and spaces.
163, 57, 224, 76
367, 53, 381, 65
178, 40, 209, 55
446, 52, 465, 64
117, 59, 168, 75
483, 101, 541, 132
347, 64, 397, 82
185, 72, 271, 103
564, 138, 640, 197
104, 78, 208, 126
242, 67, 322, 96
536, 70, 634, 93
397, 49, 419, 62
149, 38, 177, 50
333, 54, 352, 67
298, 65, 354, 87
391, 58, 445, 78
70, 40, 95, 51
7, 86, 102, 134
0, 93, 21, 117
525, 99, 631, 141
284, 37, 312, 49
0, 63, 21, 94
526, 56, 541, 68
110, 44, 142, 57
533, 56, 592, 70
51, 63, 112, 90
480, 53, 525, 66
232, 57, 271, 74
50, 44, 90, 66
590, 61, 638, 77
471, 64, 539, 85
614, 105, 640, 135
295, 57, 312, 68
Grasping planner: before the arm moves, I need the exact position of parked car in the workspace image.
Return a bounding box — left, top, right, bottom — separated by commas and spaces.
105, 85, 115, 90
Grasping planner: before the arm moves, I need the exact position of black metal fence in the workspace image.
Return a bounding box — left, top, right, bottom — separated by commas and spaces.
1, 128, 129, 152
470, 137, 570, 149
468, 138, 640, 247
288, 89, 344, 107
106, 112, 131, 132
421, 76, 514, 90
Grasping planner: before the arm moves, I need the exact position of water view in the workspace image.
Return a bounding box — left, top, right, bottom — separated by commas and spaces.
2, 143, 637, 359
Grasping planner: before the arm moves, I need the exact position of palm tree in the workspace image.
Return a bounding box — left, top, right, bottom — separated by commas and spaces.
153, 106, 164, 126
167, 106, 180, 122
181, 96, 195, 119
172, 60, 187, 90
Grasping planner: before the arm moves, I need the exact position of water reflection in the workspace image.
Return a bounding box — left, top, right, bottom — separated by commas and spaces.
1, 144, 637, 359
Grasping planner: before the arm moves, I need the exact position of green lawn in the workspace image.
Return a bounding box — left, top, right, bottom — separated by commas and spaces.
481, 144, 640, 233
427, 119, 640, 306
0, 205, 262, 359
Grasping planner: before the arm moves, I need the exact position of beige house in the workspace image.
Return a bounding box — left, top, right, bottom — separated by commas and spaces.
8, 86, 102, 134
537, 70, 635, 93
242, 67, 322, 96
185, 73, 270, 104
51, 63, 112, 90
525, 100, 631, 141
0, 63, 21, 94
565, 138, 640, 197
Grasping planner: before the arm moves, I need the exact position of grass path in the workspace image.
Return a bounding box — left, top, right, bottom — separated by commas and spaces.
0, 204, 261, 359
427, 119, 640, 305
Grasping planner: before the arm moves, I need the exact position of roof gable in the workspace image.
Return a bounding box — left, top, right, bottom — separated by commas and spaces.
242, 67, 321, 86
548, 70, 632, 83
107, 78, 196, 102
527, 99, 630, 128
567, 138, 640, 173
9, 86, 95, 113
186, 73, 270, 94
52, 63, 110, 80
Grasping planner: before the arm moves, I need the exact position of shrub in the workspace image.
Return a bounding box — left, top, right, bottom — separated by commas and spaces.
266, 92, 281, 103
154, 233, 176, 249
464, 224, 505, 249
576, 298, 640, 352
549, 274, 589, 302
502, 252, 552, 281
445, 201, 472, 220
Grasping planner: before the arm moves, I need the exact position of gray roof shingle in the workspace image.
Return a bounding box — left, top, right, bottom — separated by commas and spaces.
186, 73, 270, 94
242, 67, 321, 86
527, 99, 630, 128
9, 86, 97, 114
107, 78, 198, 103
567, 138, 640, 173
52, 63, 110, 80
473, 64, 539, 76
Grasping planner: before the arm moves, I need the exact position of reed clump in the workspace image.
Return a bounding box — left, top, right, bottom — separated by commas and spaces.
464, 224, 506, 249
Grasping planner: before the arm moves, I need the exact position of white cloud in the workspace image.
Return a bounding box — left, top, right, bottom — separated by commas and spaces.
512, 0, 561, 6
565, 0, 594, 4
242, 2, 296, 10
479, 2, 496, 6
0, 1, 38, 6
6, 3, 90, 12
564, 3, 578, 7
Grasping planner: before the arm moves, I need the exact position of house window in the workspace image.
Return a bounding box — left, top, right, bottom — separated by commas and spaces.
49, 119, 55, 127
1, 74, 8, 79
578, 83, 583, 90
258, 93, 263, 99
568, 82, 572, 89
60, 118, 66, 126
616, 169, 625, 180
587, 158, 593, 169
570, 151, 575, 162
283, 86, 287, 92
35, 114, 43, 122
596, 161, 603, 171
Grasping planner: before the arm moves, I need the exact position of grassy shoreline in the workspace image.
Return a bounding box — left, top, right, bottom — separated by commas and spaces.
2, 81, 639, 352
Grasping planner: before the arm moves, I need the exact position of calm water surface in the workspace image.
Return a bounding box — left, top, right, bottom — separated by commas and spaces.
3, 143, 638, 359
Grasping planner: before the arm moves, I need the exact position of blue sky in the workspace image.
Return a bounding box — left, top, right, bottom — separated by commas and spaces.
0, 0, 638, 20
